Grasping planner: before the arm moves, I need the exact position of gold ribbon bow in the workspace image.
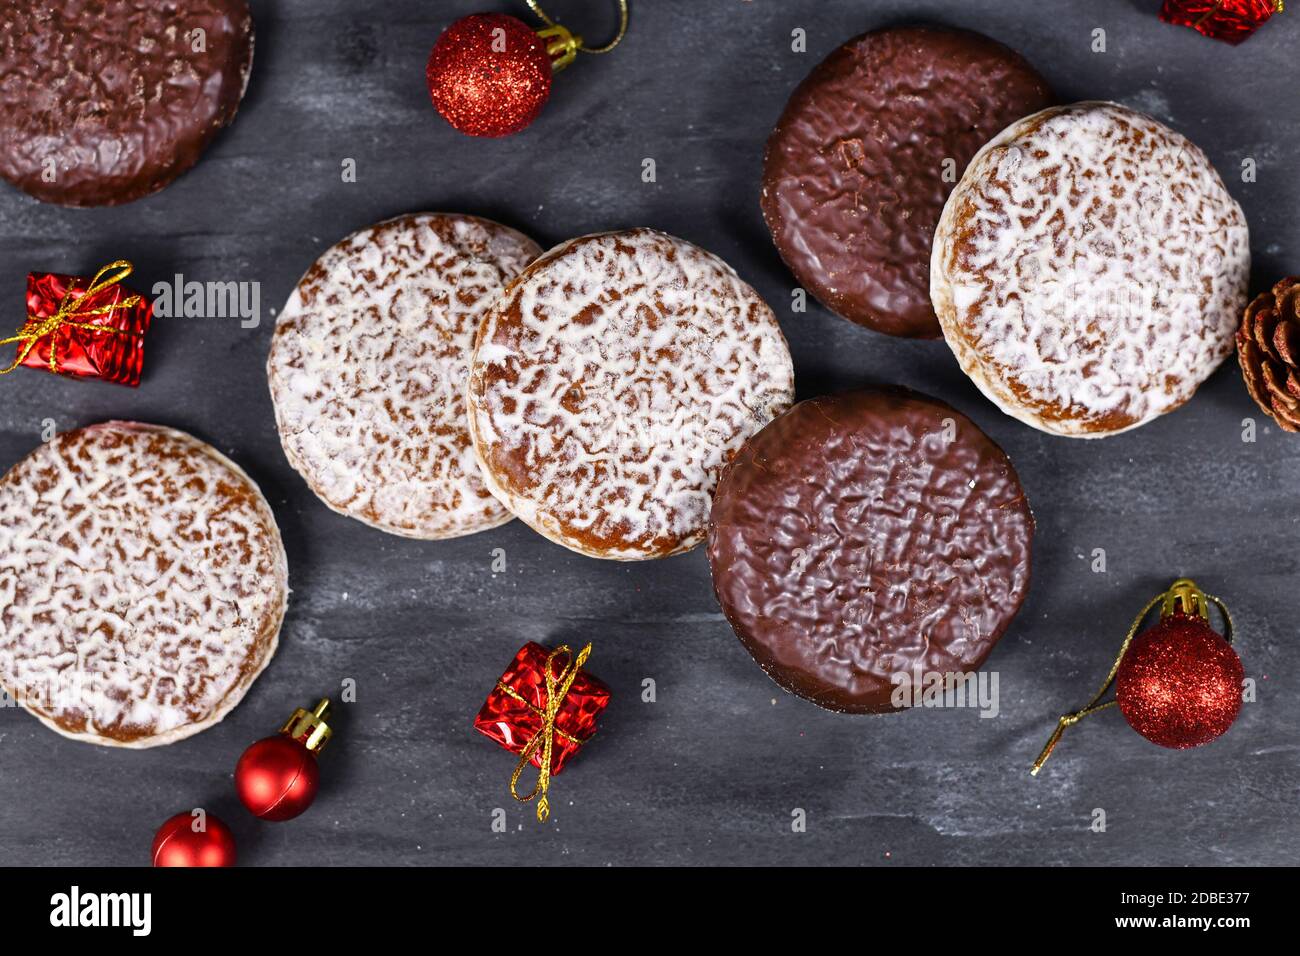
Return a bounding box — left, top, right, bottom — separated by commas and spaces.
1, 260, 141, 376
500, 642, 593, 822
1031, 579, 1234, 775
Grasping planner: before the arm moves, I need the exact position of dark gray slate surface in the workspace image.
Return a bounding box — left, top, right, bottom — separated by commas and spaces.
1, 0, 1296, 867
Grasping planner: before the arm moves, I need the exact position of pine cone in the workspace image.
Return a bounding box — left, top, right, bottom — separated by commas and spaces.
1237, 277, 1300, 432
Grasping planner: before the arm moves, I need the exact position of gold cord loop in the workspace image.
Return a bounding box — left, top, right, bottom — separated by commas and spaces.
1029, 591, 1162, 776
526, 0, 629, 55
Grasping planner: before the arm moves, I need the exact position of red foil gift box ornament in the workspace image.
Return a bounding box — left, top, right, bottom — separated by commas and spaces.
1, 260, 151, 386
475, 641, 610, 821
1159, 0, 1283, 45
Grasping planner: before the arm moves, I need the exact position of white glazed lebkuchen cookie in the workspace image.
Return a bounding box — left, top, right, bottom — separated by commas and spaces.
931, 101, 1250, 438
268, 212, 541, 538
467, 228, 796, 560
0, 421, 287, 747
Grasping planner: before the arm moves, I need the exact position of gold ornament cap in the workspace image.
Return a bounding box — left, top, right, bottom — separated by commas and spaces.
539, 24, 580, 72
281, 698, 333, 755
1160, 578, 1209, 622
527, 0, 629, 72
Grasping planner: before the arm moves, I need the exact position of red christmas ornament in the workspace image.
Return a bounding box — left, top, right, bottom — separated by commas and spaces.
1159, 0, 1283, 45
1116, 611, 1244, 748
1032, 579, 1244, 774
475, 642, 610, 821
1, 260, 151, 386
235, 699, 333, 822
426, 3, 629, 137
427, 14, 556, 137
151, 811, 237, 867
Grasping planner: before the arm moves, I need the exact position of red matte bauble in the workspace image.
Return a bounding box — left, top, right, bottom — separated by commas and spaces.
235, 735, 320, 822
1116, 613, 1244, 749
427, 13, 553, 137
151, 812, 237, 867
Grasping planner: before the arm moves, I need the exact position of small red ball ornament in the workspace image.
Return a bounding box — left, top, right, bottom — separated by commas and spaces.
1116, 612, 1244, 748
1032, 579, 1244, 774
426, 3, 628, 137
426, 13, 565, 138
235, 699, 333, 822
151, 811, 237, 867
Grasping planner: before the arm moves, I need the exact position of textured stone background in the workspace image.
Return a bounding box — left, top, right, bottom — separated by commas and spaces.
0, 0, 1295, 866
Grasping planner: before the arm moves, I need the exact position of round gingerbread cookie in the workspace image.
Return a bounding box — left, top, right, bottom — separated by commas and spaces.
268, 213, 540, 539
761, 26, 1052, 338
708, 388, 1033, 714
0, 422, 287, 747
467, 228, 795, 560
932, 101, 1251, 437
0, 0, 254, 206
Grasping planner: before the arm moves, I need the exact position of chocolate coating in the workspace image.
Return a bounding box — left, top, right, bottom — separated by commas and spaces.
708, 388, 1033, 713
760, 26, 1052, 338
0, 0, 254, 207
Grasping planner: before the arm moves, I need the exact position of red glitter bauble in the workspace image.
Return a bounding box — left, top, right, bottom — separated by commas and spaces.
1116, 614, 1244, 749
235, 734, 320, 822
427, 13, 553, 137
151, 811, 237, 867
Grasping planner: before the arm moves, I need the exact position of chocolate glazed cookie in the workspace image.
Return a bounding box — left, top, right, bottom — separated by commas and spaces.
0, 0, 254, 206
761, 26, 1052, 338
708, 388, 1033, 713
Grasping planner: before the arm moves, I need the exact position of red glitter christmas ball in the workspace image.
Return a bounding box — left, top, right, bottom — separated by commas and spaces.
1116, 613, 1244, 749
427, 13, 553, 137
